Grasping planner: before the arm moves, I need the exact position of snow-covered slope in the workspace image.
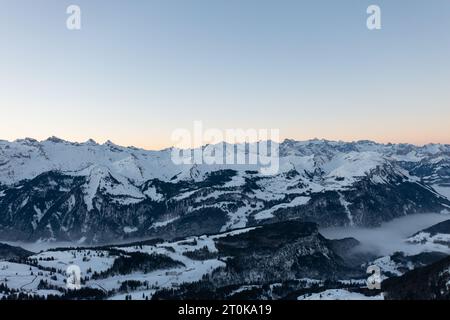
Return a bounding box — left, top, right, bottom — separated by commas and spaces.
1, 137, 449, 187
0, 137, 180, 185
298, 289, 383, 300
407, 219, 450, 249
0, 221, 356, 300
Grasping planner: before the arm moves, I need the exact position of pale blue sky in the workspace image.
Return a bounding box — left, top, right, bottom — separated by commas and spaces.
1, 0, 449, 149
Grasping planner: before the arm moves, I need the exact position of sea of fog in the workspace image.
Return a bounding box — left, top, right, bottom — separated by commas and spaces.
320, 213, 450, 256
4, 213, 450, 256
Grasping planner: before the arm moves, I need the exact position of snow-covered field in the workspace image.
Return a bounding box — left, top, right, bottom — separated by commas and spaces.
1, 228, 257, 299
298, 289, 384, 300
434, 185, 450, 200
30, 250, 115, 274
254, 196, 310, 220
0, 261, 64, 297
407, 232, 450, 250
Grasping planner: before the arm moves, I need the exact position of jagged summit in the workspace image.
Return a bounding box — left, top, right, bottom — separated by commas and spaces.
84, 138, 98, 145
44, 136, 68, 144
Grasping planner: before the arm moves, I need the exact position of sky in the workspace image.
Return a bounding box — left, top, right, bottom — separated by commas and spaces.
1, 0, 449, 150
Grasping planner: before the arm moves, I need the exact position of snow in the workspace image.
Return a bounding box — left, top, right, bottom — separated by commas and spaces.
0, 138, 449, 245
33, 205, 44, 224
111, 156, 143, 182
150, 217, 179, 229
221, 201, 254, 231
96, 257, 224, 295
78, 237, 87, 244
339, 192, 354, 226
1, 242, 224, 300
123, 227, 138, 234
1, 237, 226, 299
370, 256, 404, 277
211, 226, 260, 239
194, 190, 236, 203
0, 138, 447, 234
298, 289, 384, 300
322, 151, 387, 189
98, 234, 227, 295
223, 173, 247, 188
0, 138, 185, 187
172, 189, 198, 201
229, 285, 260, 296
30, 250, 116, 274
249, 188, 285, 201
254, 196, 310, 220
83, 167, 102, 211
143, 186, 164, 202
0, 137, 444, 190
0, 261, 64, 296
82, 166, 145, 210
407, 232, 450, 251
66, 195, 76, 212
20, 197, 29, 209
433, 185, 450, 200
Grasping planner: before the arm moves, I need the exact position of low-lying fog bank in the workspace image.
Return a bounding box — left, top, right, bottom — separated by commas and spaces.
320, 213, 450, 256
3, 213, 449, 256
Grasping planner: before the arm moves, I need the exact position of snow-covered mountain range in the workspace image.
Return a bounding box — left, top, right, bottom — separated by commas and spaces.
0, 137, 449, 242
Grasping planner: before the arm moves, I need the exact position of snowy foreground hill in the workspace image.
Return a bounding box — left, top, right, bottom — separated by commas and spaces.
0, 220, 405, 300
0, 137, 449, 242
1, 221, 361, 300
1, 218, 450, 300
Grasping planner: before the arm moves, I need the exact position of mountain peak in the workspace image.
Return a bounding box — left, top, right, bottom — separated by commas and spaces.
104, 140, 117, 146
84, 138, 98, 146
44, 136, 67, 144
14, 137, 39, 145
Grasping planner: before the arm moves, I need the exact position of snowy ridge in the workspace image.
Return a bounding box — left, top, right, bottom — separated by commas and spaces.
0, 137, 449, 241
1, 137, 449, 186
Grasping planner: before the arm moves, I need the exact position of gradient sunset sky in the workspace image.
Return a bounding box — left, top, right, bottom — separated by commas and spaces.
1, 0, 449, 150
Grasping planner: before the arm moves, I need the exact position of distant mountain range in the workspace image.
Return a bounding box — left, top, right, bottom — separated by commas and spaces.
0, 137, 449, 242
